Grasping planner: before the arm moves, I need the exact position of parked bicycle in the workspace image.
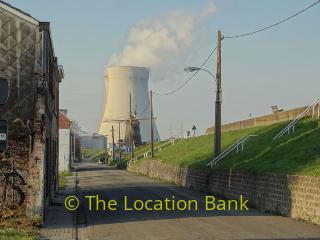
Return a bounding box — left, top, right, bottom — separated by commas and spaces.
0, 150, 26, 208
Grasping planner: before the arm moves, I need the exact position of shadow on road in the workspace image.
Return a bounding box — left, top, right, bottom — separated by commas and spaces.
74, 163, 267, 226
48, 159, 320, 240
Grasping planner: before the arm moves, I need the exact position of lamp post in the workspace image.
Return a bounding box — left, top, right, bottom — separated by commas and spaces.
192, 125, 197, 137
184, 66, 221, 157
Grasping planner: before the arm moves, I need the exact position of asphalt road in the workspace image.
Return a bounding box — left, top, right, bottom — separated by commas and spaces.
75, 160, 320, 240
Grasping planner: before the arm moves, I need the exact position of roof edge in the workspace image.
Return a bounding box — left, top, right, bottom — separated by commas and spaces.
0, 1, 39, 25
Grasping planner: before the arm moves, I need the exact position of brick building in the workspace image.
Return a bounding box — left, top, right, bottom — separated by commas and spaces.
0, 1, 63, 220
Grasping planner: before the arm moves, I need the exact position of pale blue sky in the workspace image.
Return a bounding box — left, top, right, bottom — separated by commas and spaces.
6, 0, 320, 138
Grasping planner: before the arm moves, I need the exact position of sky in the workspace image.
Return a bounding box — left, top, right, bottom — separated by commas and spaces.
5, 0, 320, 139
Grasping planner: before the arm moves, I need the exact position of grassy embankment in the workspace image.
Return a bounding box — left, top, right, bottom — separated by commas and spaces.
142, 118, 320, 176
83, 148, 105, 161
117, 141, 164, 168
82, 142, 163, 168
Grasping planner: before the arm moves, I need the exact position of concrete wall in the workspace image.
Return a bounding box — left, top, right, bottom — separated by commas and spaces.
128, 160, 210, 192
205, 106, 311, 134
208, 171, 320, 225
58, 129, 70, 172
128, 160, 320, 225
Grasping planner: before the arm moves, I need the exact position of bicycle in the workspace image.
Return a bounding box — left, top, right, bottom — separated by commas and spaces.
0, 149, 26, 208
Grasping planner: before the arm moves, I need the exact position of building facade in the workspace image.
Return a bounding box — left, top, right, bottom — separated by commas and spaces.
0, 1, 63, 220
58, 112, 71, 172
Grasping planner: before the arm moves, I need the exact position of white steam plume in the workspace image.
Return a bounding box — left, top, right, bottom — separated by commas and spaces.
108, 2, 216, 82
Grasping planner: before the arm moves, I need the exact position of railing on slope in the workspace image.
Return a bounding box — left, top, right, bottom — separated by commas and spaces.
273, 98, 320, 140
127, 138, 179, 166
207, 135, 259, 168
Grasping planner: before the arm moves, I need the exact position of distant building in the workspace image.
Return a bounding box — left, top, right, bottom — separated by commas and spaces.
99, 66, 160, 145
80, 133, 107, 150
59, 111, 71, 172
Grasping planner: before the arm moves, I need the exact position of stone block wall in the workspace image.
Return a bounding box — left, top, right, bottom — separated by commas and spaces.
128, 160, 210, 192
128, 160, 320, 225
208, 171, 320, 225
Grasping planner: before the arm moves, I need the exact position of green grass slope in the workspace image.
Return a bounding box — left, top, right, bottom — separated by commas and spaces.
117, 141, 164, 168
148, 118, 320, 176
83, 149, 105, 159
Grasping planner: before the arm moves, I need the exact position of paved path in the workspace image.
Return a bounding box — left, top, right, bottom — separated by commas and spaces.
40, 159, 320, 239
39, 172, 76, 240
74, 160, 320, 240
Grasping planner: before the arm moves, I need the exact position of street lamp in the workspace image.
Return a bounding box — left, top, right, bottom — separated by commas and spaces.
184, 67, 216, 81
184, 66, 222, 158
192, 125, 197, 137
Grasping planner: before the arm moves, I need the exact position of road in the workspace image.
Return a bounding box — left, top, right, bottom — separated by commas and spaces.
71, 159, 320, 240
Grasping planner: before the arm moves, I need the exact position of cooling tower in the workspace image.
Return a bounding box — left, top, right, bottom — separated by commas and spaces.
99, 66, 160, 145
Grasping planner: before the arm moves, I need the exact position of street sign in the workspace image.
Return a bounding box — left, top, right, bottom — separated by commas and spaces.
0, 133, 6, 141
0, 78, 9, 106
0, 120, 7, 152
126, 147, 132, 154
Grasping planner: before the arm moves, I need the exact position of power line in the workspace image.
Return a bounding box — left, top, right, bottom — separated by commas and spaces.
224, 0, 320, 39
154, 46, 217, 96
153, 1, 319, 96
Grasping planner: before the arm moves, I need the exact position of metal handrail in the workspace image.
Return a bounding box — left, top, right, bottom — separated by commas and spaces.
273, 98, 320, 140
127, 138, 178, 166
207, 135, 259, 168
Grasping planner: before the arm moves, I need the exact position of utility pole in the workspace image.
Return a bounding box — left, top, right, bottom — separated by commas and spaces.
214, 30, 222, 158
181, 124, 184, 139
118, 121, 121, 161
150, 90, 154, 158
111, 125, 115, 160
129, 93, 134, 159
169, 125, 173, 138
